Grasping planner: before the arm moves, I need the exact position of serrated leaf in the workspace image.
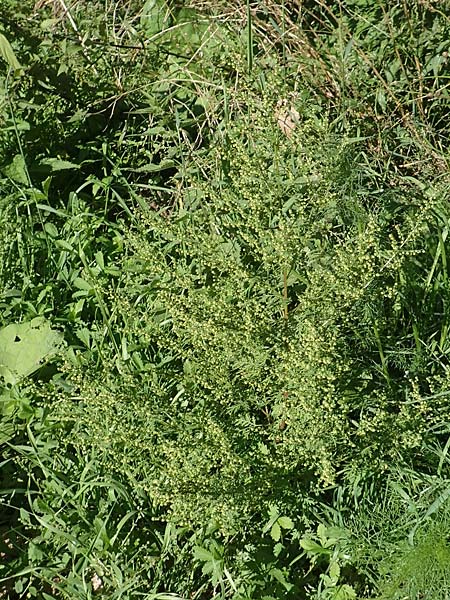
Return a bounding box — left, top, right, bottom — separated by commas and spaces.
300, 537, 330, 555
193, 546, 214, 563
19, 507, 31, 524
3, 154, 28, 184
269, 568, 293, 591
335, 584, 357, 600
270, 521, 281, 542
73, 277, 93, 292
40, 158, 80, 172
278, 516, 294, 530
329, 561, 340, 581
0, 318, 64, 385
321, 574, 334, 587
131, 159, 176, 173
28, 542, 44, 563
0, 32, 22, 72
140, 0, 169, 36
273, 542, 283, 557
0, 419, 14, 444
317, 523, 327, 541
75, 328, 91, 348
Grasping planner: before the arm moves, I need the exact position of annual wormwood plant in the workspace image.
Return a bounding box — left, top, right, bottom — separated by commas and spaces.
52, 92, 447, 532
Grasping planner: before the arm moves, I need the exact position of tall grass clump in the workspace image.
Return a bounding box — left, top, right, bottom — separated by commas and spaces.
337, 454, 450, 600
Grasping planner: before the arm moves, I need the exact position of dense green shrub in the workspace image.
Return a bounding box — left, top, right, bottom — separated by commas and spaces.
52, 88, 450, 533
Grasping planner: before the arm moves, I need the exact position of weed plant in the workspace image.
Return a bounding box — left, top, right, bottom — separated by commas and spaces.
54, 94, 449, 530
1, 1, 450, 599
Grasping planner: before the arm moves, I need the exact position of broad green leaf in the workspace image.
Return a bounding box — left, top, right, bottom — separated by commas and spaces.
0, 389, 13, 414
334, 584, 357, 600
278, 516, 294, 530
0, 318, 64, 385
376, 87, 386, 111
193, 546, 214, 563
262, 504, 280, 535
40, 158, 80, 172
95, 251, 105, 270
55, 239, 75, 252
131, 159, 176, 173
269, 568, 293, 591
0, 32, 22, 72
44, 222, 58, 238
40, 19, 59, 31
300, 537, 330, 555
270, 521, 281, 542
73, 277, 93, 292
0, 418, 14, 444
329, 561, 340, 581
317, 523, 327, 541
140, 0, 169, 36
3, 154, 28, 184
273, 542, 283, 557
171, 9, 211, 49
